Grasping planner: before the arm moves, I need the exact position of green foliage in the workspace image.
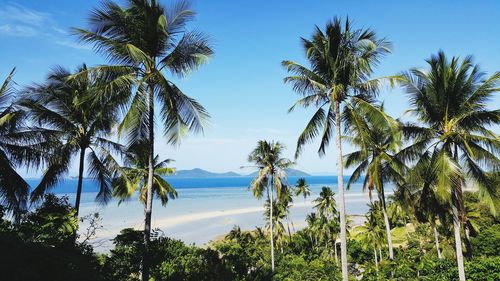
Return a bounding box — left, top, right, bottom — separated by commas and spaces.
101, 228, 233, 281
466, 257, 500, 281
472, 224, 500, 257
274, 255, 341, 281
0, 194, 102, 281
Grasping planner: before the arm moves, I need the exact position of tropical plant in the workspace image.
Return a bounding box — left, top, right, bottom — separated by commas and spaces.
398, 51, 500, 280
111, 139, 177, 212
295, 178, 311, 205
357, 202, 386, 272
313, 186, 338, 220
0, 68, 33, 219
344, 105, 404, 260
74, 1, 213, 279
247, 140, 293, 271
283, 17, 392, 280
20, 65, 127, 218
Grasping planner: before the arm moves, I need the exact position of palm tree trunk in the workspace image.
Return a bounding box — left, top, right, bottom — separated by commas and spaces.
452, 144, 466, 281
334, 101, 348, 281
74, 147, 86, 219
380, 193, 394, 260
269, 184, 275, 272
433, 225, 442, 259
379, 247, 382, 261
452, 195, 466, 281
464, 222, 473, 259
142, 85, 155, 281
374, 246, 378, 272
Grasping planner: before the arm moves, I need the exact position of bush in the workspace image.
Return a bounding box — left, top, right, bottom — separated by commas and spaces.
471, 224, 500, 257
0, 195, 102, 281
101, 228, 234, 281
274, 255, 341, 281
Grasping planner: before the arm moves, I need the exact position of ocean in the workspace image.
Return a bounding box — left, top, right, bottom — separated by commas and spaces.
26, 176, 378, 250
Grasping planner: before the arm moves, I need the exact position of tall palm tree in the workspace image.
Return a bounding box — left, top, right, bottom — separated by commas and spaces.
398, 51, 500, 281
111, 139, 177, 211
282, 17, 392, 280
295, 177, 311, 205
74, 1, 213, 279
247, 140, 293, 272
20, 65, 127, 218
344, 105, 404, 260
0, 68, 38, 219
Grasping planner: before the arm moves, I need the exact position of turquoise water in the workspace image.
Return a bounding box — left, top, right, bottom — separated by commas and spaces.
26, 176, 377, 249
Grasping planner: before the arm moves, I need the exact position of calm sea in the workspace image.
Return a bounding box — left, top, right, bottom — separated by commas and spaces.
26, 176, 376, 248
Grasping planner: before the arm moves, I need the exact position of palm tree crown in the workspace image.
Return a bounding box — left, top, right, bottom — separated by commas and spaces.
112, 140, 177, 207
20, 65, 126, 216
0, 68, 35, 218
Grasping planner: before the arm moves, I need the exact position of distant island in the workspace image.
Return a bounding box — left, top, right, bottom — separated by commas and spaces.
169, 168, 310, 178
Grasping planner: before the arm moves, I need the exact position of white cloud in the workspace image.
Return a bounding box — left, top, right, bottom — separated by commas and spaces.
0, 3, 88, 51
0, 4, 52, 37
0, 24, 38, 37
55, 40, 92, 50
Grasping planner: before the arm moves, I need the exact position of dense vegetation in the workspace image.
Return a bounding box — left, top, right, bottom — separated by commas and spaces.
0, 0, 498, 280
1, 190, 499, 280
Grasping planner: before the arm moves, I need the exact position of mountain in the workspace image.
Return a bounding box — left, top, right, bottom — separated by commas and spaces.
171, 168, 241, 178
170, 168, 311, 178
246, 168, 311, 177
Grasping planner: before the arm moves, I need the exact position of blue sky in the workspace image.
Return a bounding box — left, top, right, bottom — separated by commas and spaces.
1, 0, 500, 176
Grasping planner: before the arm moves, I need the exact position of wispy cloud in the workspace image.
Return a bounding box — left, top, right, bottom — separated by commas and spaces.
0, 3, 87, 50
244, 127, 287, 136
55, 40, 92, 50
0, 3, 52, 37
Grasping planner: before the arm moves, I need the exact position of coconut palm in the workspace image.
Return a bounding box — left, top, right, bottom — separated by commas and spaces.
20, 65, 127, 218
111, 139, 177, 211
0, 68, 42, 219
74, 1, 213, 278
313, 186, 338, 219
305, 212, 320, 247
282, 17, 392, 280
247, 140, 293, 272
400, 161, 449, 259
357, 202, 386, 273
295, 177, 311, 205
398, 51, 500, 281
344, 105, 405, 260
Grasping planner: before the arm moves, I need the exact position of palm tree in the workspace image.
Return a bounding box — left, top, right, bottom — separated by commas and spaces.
283, 17, 392, 280
0, 68, 38, 219
247, 140, 293, 272
111, 139, 177, 212
400, 163, 449, 259
357, 202, 386, 273
344, 105, 404, 260
398, 51, 500, 281
20, 65, 126, 218
295, 177, 311, 205
74, 1, 213, 279
313, 186, 338, 219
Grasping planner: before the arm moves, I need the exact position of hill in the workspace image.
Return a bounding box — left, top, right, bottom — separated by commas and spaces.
171, 168, 310, 178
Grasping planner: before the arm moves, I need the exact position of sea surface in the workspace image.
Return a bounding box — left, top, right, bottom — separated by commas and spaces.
26, 176, 382, 251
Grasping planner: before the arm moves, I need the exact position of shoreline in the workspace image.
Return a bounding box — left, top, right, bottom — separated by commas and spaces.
86, 198, 369, 251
